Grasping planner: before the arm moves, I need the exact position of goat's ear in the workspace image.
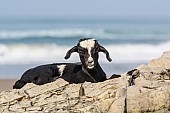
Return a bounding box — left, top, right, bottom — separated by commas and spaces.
64, 46, 78, 59
99, 45, 112, 62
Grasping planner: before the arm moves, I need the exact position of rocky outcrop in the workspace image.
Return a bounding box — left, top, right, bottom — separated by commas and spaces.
127, 51, 170, 113
0, 78, 126, 113
0, 51, 170, 113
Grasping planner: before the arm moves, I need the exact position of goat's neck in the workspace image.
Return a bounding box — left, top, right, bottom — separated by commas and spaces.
82, 62, 106, 81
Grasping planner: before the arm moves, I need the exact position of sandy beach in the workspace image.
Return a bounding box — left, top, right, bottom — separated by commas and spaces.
0, 79, 16, 92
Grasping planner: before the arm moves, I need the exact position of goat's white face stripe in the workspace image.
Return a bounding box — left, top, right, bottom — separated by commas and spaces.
57, 65, 66, 76
80, 39, 95, 69
79, 39, 95, 60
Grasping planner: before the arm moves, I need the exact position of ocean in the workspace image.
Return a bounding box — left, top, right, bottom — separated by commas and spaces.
0, 17, 170, 79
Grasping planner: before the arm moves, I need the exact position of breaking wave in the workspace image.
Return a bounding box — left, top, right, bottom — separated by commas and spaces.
0, 41, 169, 64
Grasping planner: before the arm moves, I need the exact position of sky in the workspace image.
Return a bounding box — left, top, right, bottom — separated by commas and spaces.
0, 0, 170, 18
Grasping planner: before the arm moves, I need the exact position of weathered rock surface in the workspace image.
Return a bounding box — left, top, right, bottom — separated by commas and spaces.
0, 78, 126, 113
127, 51, 170, 113
0, 51, 170, 113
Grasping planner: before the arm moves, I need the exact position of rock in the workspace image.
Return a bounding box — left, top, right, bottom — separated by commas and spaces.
148, 51, 170, 68
127, 51, 170, 113
0, 51, 170, 112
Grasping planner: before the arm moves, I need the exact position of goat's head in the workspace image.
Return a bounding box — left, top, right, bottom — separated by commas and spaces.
65, 38, 112, 69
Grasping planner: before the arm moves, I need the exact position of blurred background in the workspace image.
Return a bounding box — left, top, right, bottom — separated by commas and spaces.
0, 0, 170, 79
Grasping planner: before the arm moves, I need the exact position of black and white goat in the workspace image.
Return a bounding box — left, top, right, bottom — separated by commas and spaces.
13, 38, 112, 89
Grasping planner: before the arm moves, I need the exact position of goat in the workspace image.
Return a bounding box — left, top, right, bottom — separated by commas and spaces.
13, 38, 112, 89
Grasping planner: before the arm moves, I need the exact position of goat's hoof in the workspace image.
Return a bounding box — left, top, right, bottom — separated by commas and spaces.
127, 69, 140, 77
109, 74, 121, 79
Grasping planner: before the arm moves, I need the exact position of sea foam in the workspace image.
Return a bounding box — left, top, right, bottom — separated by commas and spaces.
0, 41, 169, 64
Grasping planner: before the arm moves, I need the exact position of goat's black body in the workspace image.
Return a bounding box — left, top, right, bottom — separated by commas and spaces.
13, 62, 107, 89
13, 38, 112, 89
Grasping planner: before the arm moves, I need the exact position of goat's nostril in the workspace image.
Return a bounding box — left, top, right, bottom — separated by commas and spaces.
89, 61, 92, 63
88, 60, 94, 64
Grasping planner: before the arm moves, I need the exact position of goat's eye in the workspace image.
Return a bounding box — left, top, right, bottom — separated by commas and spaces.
94, 48, 99, 53
78, 48, 87, 55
